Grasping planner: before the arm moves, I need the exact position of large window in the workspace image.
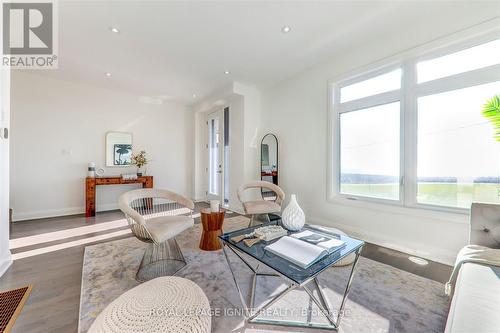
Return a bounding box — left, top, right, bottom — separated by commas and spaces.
333, 36, 500, 212
417, 82, 500, 208
340, 68, 402, 103
417, 39, 500, 83
340, 102, 400, 200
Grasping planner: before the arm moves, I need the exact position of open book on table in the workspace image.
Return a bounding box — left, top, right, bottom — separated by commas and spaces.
264, 230, 345, 269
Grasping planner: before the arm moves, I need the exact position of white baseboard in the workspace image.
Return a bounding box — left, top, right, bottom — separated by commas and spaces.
96, 203, 120, 212
13, 207, 85, 222
307, 216, 456, 266
12, 201, 244, 223
12, 204, 123, 222
0, 255, 12, 277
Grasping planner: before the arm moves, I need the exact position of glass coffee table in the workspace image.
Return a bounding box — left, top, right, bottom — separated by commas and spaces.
220, 223, 364, 330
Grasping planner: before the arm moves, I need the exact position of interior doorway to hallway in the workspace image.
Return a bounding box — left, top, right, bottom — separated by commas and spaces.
206, 107, 229, 206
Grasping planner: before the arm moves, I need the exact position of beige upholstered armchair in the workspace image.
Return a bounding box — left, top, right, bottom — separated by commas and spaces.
237, 181, 285, 227
118, 188, 195, 281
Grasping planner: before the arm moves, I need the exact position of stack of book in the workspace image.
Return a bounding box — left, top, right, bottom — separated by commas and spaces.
121, 173, 138, 180
265, 229, 345, 268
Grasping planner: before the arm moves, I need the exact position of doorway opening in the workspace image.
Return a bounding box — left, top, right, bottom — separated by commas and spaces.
206, 107, 229, 206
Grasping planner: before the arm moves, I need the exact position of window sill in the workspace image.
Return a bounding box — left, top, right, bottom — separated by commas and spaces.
328, 195, 469, 225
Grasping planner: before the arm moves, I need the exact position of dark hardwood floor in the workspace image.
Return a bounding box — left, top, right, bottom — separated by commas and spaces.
2, 211, 132, 333
0, 206, 451, 333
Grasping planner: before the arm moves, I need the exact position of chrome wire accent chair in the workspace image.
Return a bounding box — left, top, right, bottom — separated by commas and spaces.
118, 188, 195, 282
237, 181, 285, 227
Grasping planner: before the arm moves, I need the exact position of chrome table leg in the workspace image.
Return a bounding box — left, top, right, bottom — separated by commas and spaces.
221, 242, 363, 330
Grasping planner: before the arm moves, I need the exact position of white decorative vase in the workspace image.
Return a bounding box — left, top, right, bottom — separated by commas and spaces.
87, 162, 96, 178
210, 200, 220, 213
281, 194, 305, 231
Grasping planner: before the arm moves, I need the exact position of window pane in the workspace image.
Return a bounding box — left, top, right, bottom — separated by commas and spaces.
417, 81, 500, 208
340, 69, 401, 103
340, 102, 400, 200
417, 39, 500, 83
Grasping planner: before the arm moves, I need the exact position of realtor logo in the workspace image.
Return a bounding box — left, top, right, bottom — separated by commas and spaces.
2, 1, 58, 68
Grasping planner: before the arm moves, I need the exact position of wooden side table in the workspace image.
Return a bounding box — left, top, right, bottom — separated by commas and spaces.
199, 208, 225, 251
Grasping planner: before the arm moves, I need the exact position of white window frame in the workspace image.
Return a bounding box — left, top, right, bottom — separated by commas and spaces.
328, 28, 500, 215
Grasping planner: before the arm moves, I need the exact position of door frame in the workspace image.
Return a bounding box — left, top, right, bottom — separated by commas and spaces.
206, 109, 224, 202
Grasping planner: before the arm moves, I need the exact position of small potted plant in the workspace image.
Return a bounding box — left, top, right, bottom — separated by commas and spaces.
131, 150, 148, 176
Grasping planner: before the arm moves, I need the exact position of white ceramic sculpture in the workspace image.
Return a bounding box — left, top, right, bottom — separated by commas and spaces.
281, 194, 305, 231
87, 162, 96, 178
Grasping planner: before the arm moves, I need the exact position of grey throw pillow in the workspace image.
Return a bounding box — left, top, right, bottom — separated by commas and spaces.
470, 203, 500, 249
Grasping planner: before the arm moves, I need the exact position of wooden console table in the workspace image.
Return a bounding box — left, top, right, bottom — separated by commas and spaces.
85, 176, 153, 218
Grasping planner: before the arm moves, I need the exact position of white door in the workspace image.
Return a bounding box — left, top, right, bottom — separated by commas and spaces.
207, 110, 223, 201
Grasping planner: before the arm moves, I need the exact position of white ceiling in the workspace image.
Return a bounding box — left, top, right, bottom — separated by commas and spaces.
29, 1, 500, 104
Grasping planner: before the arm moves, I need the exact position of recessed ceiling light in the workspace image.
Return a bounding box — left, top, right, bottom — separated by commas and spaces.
105, 72, 112, 77
281, 25, 291, 33
224, 70, 230, 75
192, 94, 197, 98
110, 27, 120, 33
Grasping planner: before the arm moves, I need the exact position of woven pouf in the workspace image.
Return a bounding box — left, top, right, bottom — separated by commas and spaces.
88, 277, 211, 333
309, 225, 357, 267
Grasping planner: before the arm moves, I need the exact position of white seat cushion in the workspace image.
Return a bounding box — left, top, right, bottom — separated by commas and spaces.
243, 200, 281, 215
146, 215, 193, 243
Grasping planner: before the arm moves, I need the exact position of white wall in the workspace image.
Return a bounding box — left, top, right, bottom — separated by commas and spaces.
0, 68, 12, 277
0, 5, 12, 276
10, 72, 194, 221
234, 83, 262, 190
260, 19, 500, 265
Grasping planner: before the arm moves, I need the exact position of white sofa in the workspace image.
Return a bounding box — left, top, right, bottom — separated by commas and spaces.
445, 263, 500, 332
444, 203, 500, 333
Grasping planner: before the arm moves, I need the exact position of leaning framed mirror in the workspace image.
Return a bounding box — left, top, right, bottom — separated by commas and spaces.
261, 133, 278, 186
261, 133, 279, 221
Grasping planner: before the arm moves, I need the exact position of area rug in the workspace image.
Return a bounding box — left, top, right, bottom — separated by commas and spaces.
79, 216, 449, 332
